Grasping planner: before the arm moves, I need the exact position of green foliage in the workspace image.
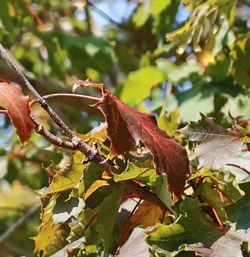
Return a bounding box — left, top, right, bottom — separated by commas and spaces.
0, 0, 250, 257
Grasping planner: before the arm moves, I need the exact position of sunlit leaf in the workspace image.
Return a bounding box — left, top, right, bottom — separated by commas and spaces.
179, 114, 243, 169
84, 180, 109, 200
130, 200, 164, 227
147, 198, 221, 251
121, 66, 166, 105
33, 194, 70, 256
114, 162, 152, 182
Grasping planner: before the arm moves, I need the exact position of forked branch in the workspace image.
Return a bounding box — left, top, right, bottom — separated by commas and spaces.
0, 43, 169, 212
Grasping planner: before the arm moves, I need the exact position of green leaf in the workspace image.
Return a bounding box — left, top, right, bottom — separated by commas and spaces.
114, 162, 152, 182
120, 66, 165, 104
150, 0, 171, 16
96, 184, 123, 252
186, 228, 250, 257
46, 37, 67, 81
231, 34, 250, 89
151, 175, 173, 210
166, 3, 218, 52
44, 152, 90, 195
146, 198, 221, 251
179, 114, 243, 169
156, 59, 201, 83
158, 108, 180, 136
0, 1, 13, 30
132, 0, 151, 27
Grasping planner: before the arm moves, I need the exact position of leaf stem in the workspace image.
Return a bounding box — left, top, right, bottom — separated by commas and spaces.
0, 110, 8, 115
29, 93, 101, 107
227, 163, 250, 176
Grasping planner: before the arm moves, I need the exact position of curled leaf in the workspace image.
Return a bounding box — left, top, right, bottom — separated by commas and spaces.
0, 82, 35, 143
75, 81, 190, 198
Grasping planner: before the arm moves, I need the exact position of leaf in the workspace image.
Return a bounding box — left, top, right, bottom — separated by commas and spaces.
49, 237, 85, 257
166, 3, 218, 52
0, 1, 13, 30
179, 114, 243, 170
114, 162, 152, 182
0, 180, 38, 218
96, 184, 123, 252
33, 194, 70, 256
156, 59, 201, 83
120, 66, 166, 105
150, 0, 171, 16
132, 0, 151, 27
118, 228, 150, 257
46, 37, 67, 81
84, 180, 109, 200
44, 152, 90, 195
0, 82, 35, 143
187, 228, 250, 257
75, 83, 190, 198
130, 200, 164, 227
231, 34, 250, 89
53, 196, 85, 225
146, 198, 221, 252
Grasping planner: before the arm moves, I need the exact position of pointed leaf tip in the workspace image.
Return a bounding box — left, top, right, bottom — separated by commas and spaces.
94, 86, 190, 198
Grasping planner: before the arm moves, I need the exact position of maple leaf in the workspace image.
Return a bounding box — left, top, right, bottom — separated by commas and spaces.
74, 81, 190, 198
179, 114, 243, 170
0, 82, 35, 143
130, 200, 164, 227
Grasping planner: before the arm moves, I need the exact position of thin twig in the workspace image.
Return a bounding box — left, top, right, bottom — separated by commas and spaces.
0, 206, 26, 213
86, 0, 121, 27
0, 110, 8, 114
0, 204, 40, 244
34, 122, 78, 150
21, 0, 44, 31
0, 43, 169, 212
0, 43, 74, 139
84, 1, 93, 35
227, 163, 250, 176
29, 93, 100, 107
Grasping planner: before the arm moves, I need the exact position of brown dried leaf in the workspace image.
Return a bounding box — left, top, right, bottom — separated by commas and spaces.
0, 82, 35, 143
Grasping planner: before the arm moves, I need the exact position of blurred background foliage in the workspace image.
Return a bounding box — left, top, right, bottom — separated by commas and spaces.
0, 0, 250, 256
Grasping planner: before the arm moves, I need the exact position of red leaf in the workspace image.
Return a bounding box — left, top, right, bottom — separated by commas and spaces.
0, 82, 35, 143
74, 81, 190, 198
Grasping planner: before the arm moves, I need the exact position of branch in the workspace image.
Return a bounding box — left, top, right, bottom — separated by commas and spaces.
34, 123, 78, 150
29, 93, 101, 107
227, 163, 250, 176
0, 204, 40, 244
86, 0, 121, 27
0, 43, 169, 212
0, 43, 74, 139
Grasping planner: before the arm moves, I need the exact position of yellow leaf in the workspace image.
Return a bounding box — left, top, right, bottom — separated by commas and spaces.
130, 200, 164, 227
33, 194, 69, 256
84, 180, 109, 200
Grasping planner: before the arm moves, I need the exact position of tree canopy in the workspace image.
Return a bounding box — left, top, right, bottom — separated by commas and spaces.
0, 0, 250, 256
